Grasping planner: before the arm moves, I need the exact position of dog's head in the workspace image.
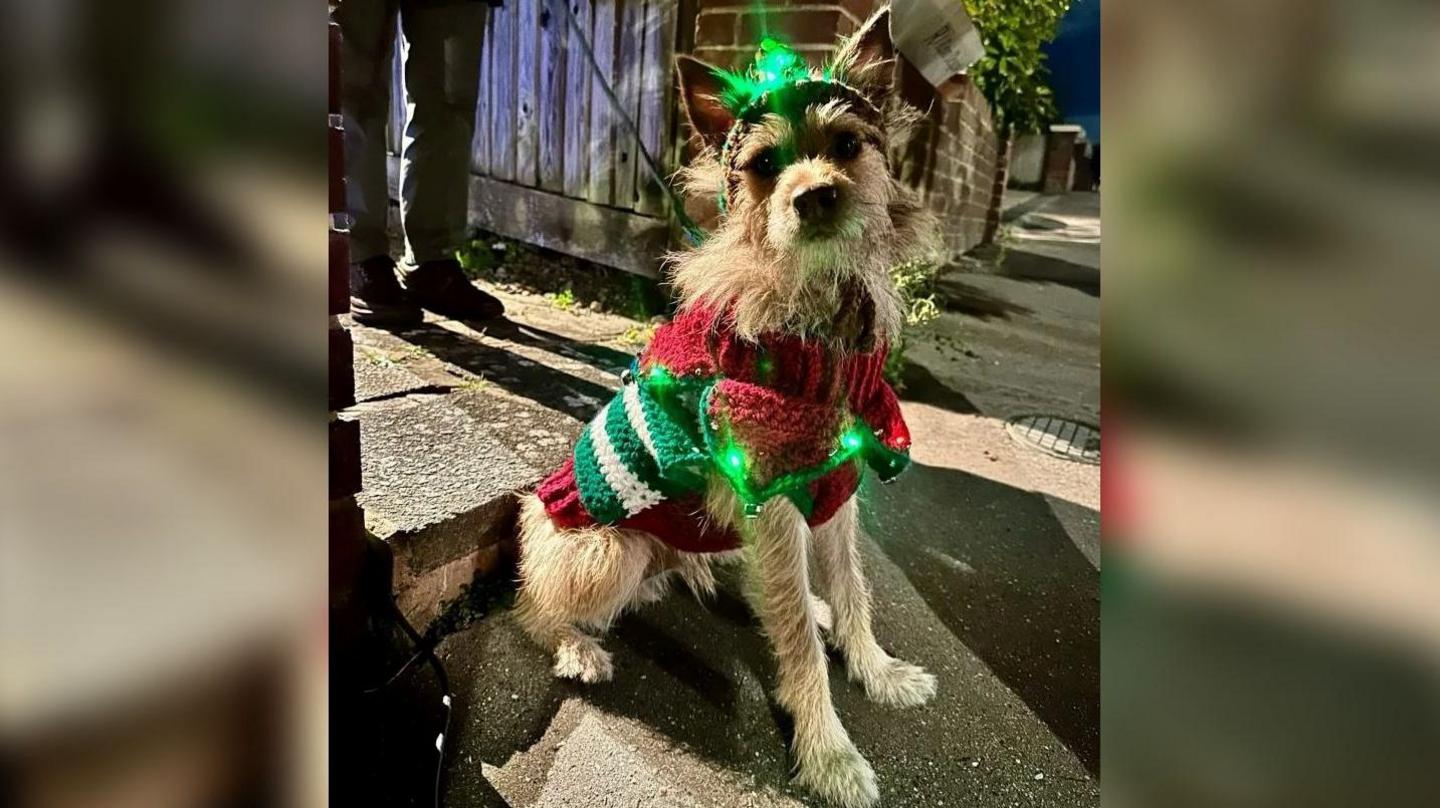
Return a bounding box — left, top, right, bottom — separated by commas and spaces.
669, 8, 936, 344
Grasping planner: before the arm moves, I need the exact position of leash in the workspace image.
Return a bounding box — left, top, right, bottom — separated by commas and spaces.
547, 0, 709, 246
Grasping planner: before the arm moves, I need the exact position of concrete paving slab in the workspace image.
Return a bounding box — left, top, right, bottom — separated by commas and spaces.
350, 390, 545, 627
352, 394, 537, 541
434, 522, 1097, 808
483, 702, 804, 808
349, 323, 468, 403
341, 300, 638, 629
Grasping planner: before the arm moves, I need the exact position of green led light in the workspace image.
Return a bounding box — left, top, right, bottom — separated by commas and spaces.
841, 427, 865, 451
724, 445, 747, 471
713, 37, 811, 116
647, 365, 673, 388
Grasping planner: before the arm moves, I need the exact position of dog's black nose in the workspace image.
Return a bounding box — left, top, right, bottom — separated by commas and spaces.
793, 185, 839, 222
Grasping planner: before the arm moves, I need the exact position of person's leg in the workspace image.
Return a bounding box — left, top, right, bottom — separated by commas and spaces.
396, 0, 503, 319
334, 0, 420, 325
335, 0, 397, 263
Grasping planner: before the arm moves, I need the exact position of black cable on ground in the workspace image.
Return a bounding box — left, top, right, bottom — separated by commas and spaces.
362, 598, 454, 808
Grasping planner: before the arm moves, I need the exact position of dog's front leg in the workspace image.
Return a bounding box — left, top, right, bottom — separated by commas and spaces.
814, 497, 937, 708
746, 499, 878, 808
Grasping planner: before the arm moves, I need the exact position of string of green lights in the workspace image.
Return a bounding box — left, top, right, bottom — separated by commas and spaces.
639, 364, 909, 517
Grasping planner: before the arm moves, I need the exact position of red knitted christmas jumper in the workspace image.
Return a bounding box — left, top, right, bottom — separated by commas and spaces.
536, 303, 911, 553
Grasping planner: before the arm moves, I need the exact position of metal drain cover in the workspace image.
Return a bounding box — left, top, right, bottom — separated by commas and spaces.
1006, 415, 1100, 464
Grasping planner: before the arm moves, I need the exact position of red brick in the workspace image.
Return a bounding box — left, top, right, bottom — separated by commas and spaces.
840, 0, 878, 24
329, 496, 365, 596
695, 11, 736, 47
739, 10, 841, 48
330, 418, 362, 499
943, 103, 962, 130
329, 124, 345, 213
693, 46, 750, 71
329, 230, 349, 315
329, 22, 341, 115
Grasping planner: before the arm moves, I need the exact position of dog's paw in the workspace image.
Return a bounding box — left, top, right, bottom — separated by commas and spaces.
857, 657, 937, 708
794, 742, 878, 808
552, 635, 613, 683
810, 593, 834, 634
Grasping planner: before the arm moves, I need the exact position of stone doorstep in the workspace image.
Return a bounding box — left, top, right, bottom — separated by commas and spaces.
394, 531, 517, 632
388, 494, 519, 631
353, 388, 583, 633
344, 316, 626, 633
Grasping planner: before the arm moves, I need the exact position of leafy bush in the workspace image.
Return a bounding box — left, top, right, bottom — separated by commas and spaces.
963, 0, 1072, 134
891, 259, 942, 329
884, 258, 943, 386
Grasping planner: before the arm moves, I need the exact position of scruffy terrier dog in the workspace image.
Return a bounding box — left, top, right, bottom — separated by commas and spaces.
514, 9, 937, 806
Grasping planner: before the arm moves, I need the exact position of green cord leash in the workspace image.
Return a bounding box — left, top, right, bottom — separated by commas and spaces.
548, 0, 709, 246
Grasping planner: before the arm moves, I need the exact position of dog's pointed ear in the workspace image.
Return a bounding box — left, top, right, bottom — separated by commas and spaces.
676, 55, 735, 149
833, 8, 896, 102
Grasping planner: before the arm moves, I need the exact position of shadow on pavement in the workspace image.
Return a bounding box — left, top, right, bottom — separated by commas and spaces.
899, 361, 981, 415
935, 275, 1035, 321
995, 248, 1100, 298
438, 580, 801, 805
434, 465, 1099, 804
860, 462, 1100, 775
394, 317, 626, 420
481, 318, 635, 376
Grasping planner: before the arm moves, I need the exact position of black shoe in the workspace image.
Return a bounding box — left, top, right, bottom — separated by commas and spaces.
349, 256, 422, 327
402, 259, 505, 320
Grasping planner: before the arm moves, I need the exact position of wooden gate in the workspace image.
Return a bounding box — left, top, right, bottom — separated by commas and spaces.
390, 0, 695, 276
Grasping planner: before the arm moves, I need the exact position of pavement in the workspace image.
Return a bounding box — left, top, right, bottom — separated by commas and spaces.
334, 191, 1101, 807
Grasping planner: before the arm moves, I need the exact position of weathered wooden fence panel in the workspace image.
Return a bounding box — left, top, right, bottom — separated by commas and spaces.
515, 0, 541, 186
538, 0, 567, 192
612, 0, 645, 210
491, 9, 518, 181
391, 0, 688, 275
636, 0, 676, 215
561, 0, 593, 197
586, 0, 620, 207
472, 10, 493, 176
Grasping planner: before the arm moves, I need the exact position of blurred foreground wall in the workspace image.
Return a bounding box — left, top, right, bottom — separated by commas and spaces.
1104, 0, 1440, 805
1, 1, 327, 806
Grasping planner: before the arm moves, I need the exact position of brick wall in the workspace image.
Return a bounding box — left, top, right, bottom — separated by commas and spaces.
692, 1, 867, 69
1041, 127, 1079, 194
689, 0, 1007, 260
330, 21, 367, 639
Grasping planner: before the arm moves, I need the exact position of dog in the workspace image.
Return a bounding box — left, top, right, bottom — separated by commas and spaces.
513, 9, 938, 806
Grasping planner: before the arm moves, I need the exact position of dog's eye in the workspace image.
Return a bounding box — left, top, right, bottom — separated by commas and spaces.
748, 149, 780, 179
832, 132, 861, 160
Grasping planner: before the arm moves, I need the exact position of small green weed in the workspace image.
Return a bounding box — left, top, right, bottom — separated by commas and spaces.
358, 346, 398, 368
618, 324, 656, 348
885, 258, 944, 387
456, 238, 509, 279
546, 288, 577, 311
456, 376, 489, 391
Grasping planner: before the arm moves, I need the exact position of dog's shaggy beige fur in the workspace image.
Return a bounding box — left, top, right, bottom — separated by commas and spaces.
513, 9, 938, 806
